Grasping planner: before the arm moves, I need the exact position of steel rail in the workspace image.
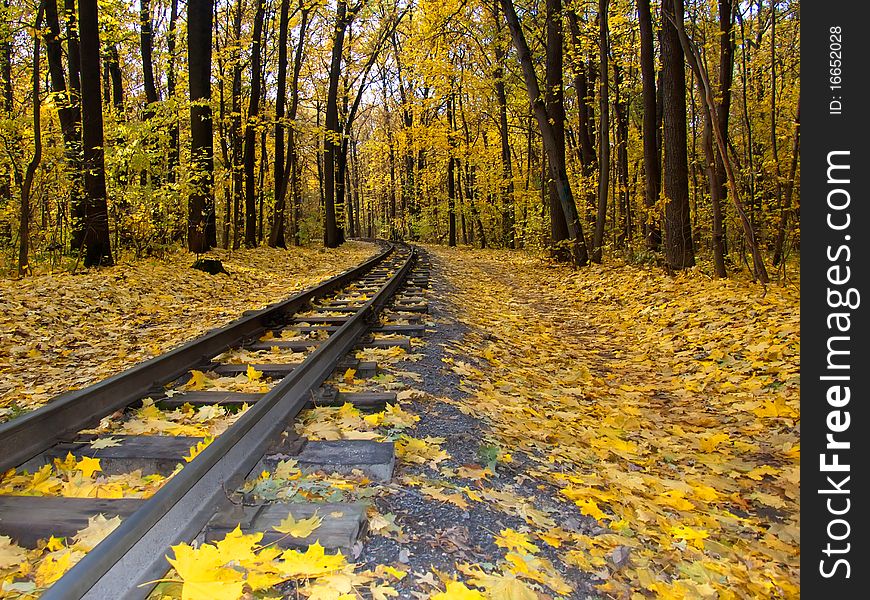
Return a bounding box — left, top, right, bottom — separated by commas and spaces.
0, 242, 393, 472
41, 244, 417, 600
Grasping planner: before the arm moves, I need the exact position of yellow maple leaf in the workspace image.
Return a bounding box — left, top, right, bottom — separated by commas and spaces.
185, 370, 208, 391
72, 514, 122, 551
495, 529, 539, 554
370, 583, 399, 600
166, 541, 246, 600
430, 581, 486, 599
35, 550, 73, 587
278, 541, 346, 578
670, 525, 709, 549
246, 364, 263, 381
343, 368, 357, 383
273, 512, 323, 538
75, 456, 102, 479
698, 433, 730, 452
184, 437, 214, 463
575, 498, 607, 522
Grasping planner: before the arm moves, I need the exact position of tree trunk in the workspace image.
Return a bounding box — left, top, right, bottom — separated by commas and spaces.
242, 0, 265, 247
499, 0, 589, 266
545, 0, 571, 262
167, 0, 179, 183
230, 0, 243, 249
324, 1, 351, 248
637, 0, 661, 250
592, 0, 609, 263
714, 0, 734, 252
269, 0, 290, 247
772, 100, 799, 265
493, 0, 514, 249
446, 94, 457, 247
187, 0, 216, 253
660, 0, 694, 270
78, 0, 113, 266
20, 4, 45, 276
65, 0, 86, 252
0, 0, 12, 207
140, 0, 158, 105
288, 7, 309, 246
45, 0, 85, 247
670, 0, 768, 282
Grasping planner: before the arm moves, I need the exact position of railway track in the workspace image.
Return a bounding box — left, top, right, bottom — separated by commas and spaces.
0, 240, 430, 599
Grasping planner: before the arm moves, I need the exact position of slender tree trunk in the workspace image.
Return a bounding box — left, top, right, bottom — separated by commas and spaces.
269, 0, 290, 247
288, 7, 309, 246
242, 0, 265, 247
20, 4, 45, 276
715, 0, 734, 252
446, 93, 457, 246
0, 0, 12, 208
78, 0, 113, 266
661, 0, 694, 270
167, 0, 179, 183
772, 100, 799, 265
592, 0, 609, 263
493, 0, 514, 248
187, 0, 216, 253
637, 0, 661, 250
230, 0, 243, 249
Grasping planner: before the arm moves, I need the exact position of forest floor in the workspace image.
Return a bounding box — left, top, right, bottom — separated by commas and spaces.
388, 246, 800, 599
0, 244, 800, 599
0, 242, 376, 422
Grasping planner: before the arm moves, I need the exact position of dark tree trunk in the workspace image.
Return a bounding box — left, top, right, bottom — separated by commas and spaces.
288, 7, 310, 246
637, 0, 661, 250
187, 0, 216, 253
230, 0, 243, 249
592, 0, 609, 263
65, 0, 86, 251
446, 94, 457, 247
501, 0, 588, 266
614, 58, 630, 247
167, 0, 179, 183
21, 4, 45, 276
269, 0, 290, 248
45, 0, 85, 246
105, 44, 123, 112
545, 0, 570, 262
715, 0, 734, 252
242, 0, 265, 247
566, 10, 597, 170
772, 100, 799, 265
0, 0, 11, 207
140, 0, 158, 106
493, 0, 514, 248
661, 0, 694, 270
324, 1, 351, 248
78, 0, 113, 266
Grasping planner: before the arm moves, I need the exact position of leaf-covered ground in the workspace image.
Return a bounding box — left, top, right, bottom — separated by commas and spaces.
0, 242, 376, 421
426, 246, 799, 598
0, 245, 799, 599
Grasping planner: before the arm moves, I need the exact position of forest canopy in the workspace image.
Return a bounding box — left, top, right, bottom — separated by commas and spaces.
0, 0, 799, 280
